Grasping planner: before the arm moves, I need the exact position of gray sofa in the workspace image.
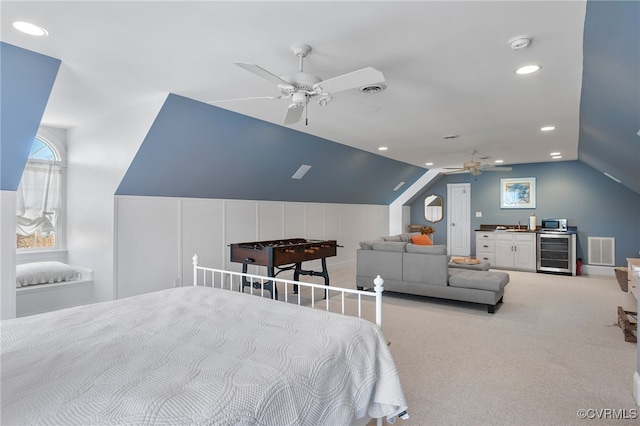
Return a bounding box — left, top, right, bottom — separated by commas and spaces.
356, 233, 509, 313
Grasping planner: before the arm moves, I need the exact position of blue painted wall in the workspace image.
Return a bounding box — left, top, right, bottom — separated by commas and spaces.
578, 0, 640, 194
0, 42, 60, 191
410, 161, 640, 267
117, 94, 426, 204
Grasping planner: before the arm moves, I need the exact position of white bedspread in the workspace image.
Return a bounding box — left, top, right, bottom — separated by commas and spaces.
2, 286, 407, 425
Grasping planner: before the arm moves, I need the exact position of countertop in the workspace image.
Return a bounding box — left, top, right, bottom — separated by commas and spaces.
476, 225, 578, 234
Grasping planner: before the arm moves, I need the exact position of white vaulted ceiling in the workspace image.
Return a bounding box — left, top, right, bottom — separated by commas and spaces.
0, 1, 590, 171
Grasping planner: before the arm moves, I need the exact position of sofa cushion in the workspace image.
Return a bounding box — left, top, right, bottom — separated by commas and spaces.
381, 235, 402, 242
372, 241, 407, 252
398, 233, 414, 242
403, 251, 448, 286
357, 250, 403, 281
448, 270, 510, 292
406, 244, 447, 255
359, 241, 374, 250
411, 234, 433, 245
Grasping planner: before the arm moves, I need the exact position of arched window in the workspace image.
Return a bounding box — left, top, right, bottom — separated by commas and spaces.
16, 137, 63, 250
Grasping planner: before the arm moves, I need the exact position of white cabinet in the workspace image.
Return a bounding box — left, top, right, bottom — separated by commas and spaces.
628, 258, 640, 301
475, 231, 495, 265
476, 231, 536, 271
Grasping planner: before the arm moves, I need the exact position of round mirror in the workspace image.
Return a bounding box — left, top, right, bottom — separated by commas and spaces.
424, 194, 444, 222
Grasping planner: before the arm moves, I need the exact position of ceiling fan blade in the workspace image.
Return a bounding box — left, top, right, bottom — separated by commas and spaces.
208, 95, 283, 104
234, 62, 295, 91
283, 103, 305, 125
443, 168, 468, 175
314, 67, 385, 94
479, 164, 513, 172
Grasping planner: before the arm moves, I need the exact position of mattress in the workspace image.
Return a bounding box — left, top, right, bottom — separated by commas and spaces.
1, 286, 407, 425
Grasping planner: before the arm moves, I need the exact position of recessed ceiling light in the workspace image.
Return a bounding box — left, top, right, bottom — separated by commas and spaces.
550, 152, 561, 156
495, 160, 504, 164
425, 162, 434, 166
541, 126, 556, 131
552, 155, 562, 159
378, 147, 388, 151
13, 21, 48, 37
515, 65, 541, 75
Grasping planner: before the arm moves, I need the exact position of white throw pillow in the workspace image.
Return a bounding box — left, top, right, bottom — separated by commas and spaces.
16, 262, 80, 287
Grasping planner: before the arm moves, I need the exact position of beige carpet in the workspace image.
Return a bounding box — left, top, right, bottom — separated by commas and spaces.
297, 268, 638, 425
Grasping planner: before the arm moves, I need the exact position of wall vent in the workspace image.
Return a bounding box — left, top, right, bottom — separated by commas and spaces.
588, 237, 615, 266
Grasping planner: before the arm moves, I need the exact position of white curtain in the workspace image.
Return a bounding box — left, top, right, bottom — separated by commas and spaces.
16, 159, 62, 237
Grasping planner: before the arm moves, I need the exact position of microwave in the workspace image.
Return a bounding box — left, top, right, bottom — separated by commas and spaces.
541, 218, 568, 232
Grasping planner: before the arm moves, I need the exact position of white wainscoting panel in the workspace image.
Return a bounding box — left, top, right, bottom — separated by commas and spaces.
284, 203, 306, 238
115, 196, 181, 299
1, 190, 17, 319
258, 202, 284, 241
224, 200, 259, 272
306, 203, 326, 239
115, 196, 389, 298
181, 198, 225, 286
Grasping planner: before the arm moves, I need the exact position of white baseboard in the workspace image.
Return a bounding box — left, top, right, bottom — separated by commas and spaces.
634, 372, 640, 406
582, 265, 615, 276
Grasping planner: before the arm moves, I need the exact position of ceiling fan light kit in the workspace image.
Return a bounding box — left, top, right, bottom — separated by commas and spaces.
221, 43, 385, 125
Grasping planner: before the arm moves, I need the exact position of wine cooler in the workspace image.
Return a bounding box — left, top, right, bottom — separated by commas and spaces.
537, 233, 577, 276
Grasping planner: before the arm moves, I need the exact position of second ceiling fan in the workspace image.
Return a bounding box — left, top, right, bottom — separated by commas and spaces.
443, 151, 512, 176
213, 44, 385, 125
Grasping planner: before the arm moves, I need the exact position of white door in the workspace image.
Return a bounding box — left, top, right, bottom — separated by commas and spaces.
447, 183, 470, 256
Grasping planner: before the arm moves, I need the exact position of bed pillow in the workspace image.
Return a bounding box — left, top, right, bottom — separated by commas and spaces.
16, 262, 80, 287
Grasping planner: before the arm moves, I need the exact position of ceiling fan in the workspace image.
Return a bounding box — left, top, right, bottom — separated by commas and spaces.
443, 151, 512, 176
210, 44, 385, 125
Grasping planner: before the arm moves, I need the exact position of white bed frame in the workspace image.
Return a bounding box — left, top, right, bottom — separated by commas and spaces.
193, 254, 395, 425
193, 254, 384, 327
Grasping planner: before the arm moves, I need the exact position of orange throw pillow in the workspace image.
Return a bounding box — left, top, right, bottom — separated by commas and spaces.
411, 234, 433, 245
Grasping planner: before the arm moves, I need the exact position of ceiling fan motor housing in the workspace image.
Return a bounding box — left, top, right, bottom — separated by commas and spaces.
280, 72, 322, 92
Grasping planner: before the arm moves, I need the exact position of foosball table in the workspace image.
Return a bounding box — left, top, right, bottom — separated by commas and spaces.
229, 238, 340, 299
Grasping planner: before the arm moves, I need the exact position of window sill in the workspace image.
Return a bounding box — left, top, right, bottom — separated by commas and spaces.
16, 249, 68, 264
16, 277, 93, 295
